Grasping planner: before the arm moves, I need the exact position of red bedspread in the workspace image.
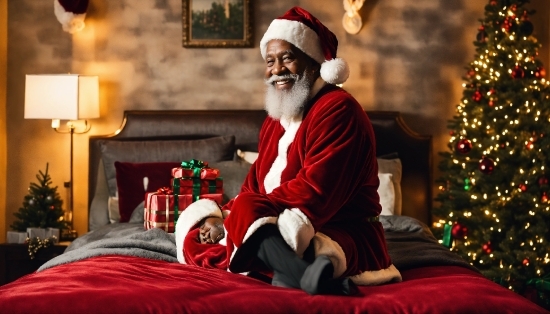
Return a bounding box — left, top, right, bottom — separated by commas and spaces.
0, 255, 545, 313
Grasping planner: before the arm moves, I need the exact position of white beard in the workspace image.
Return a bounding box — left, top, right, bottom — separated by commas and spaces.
264, 71, 313, 120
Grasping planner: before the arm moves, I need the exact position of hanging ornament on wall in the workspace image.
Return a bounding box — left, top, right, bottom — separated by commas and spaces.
482, 241, 492, 254
457, 139, 473, 154
512, 66, 525, 79
479, 157, 495, 174
472, 90, 483, 102
451, 223, 468, 239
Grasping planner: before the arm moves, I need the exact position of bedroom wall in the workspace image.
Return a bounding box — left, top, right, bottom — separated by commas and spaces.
4, 0, 550, 237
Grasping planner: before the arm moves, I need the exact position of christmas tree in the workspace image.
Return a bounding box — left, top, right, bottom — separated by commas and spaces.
433, 0, 550, 307
11, 163, 68, 232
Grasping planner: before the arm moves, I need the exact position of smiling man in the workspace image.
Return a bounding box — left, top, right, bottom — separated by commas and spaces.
176, 6, 401, 296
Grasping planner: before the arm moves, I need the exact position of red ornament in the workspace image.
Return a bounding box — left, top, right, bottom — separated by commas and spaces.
472, 90, 482, 102
451, 223, 468, 239
482, 242, 492, 254
512, 66, 525, 79
488, 99, 495, 107
542, 192, 548, 203
525, 141, 534, 150
479, 157, 495, 174
538, 176, 548, 186
518, 183, 528, 192
535, 66, 546, 78
49, 206, 55, 210
523, 258, 530, 266
490, 0, 497, 5
520, 20, 534, 36
502, 17, 515, 32
457, 139, 473, 154
476, 27, 487, 42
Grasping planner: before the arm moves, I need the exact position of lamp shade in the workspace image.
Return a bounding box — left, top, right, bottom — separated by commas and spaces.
24, 74, 99, 120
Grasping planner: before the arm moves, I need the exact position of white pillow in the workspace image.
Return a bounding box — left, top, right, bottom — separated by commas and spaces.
378, 173, 395, 215
377, 158, 402, 215
237, 149, 259, 164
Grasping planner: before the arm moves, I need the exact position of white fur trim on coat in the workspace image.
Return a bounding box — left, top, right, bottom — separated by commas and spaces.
350, 264, 402, 286
263, 118, 302, 194
278, 208, 315, 257
260, 19, 325, 65
175, 199, 223, 263
311, 232, 347, 278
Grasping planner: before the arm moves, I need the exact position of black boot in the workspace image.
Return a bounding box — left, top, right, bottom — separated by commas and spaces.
300, 255, 359, 296
255, 224, 310, 289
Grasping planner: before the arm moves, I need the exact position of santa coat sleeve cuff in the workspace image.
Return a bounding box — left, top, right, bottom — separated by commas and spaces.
277, 208, 315, 257
175, 199, 223, 263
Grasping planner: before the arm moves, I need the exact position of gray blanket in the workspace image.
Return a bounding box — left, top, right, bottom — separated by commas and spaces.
38, 216, 477, 273
38, 224, 177, 271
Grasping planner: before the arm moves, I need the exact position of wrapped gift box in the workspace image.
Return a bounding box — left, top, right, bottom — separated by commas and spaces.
171, 177, 223, 196
7, 231, 27, 244
171, 166, 220, 180
144, 192, 222, 233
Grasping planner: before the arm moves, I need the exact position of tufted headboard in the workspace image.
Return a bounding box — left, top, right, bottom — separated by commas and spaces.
88, 110, 432, 229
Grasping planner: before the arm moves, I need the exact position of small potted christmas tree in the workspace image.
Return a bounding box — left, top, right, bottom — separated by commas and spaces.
10, 163, 68, 236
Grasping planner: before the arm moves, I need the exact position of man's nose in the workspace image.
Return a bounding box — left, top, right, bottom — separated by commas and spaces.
272, 60, 287, 75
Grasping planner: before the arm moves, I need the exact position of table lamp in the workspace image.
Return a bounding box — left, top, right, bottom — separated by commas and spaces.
24, 74, 99, 240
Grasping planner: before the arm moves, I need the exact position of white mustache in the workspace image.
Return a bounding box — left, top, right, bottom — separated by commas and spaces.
265, 74, 299, 85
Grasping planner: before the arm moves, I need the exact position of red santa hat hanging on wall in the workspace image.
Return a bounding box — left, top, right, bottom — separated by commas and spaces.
54, 0, 89, 34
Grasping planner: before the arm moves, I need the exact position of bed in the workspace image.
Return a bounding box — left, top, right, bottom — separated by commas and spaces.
0, 110, 546, 313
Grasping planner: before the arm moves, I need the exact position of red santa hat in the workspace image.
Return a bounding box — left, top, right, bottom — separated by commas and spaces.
260, 7, 350, 85
54, 0, 89, 34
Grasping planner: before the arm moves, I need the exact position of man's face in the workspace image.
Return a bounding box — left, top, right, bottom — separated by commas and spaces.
263, 39, 319, 120
264, 39, 313, 91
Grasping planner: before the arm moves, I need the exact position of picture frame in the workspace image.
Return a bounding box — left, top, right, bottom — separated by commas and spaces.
182, 0, 253, 48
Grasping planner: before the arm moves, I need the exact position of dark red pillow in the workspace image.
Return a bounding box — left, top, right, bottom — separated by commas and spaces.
115, 161, 180, 223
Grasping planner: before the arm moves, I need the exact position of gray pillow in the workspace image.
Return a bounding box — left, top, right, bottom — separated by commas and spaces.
209, 159, 251, 204
99, 136, 235, 197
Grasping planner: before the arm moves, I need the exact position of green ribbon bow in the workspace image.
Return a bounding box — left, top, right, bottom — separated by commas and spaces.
181, 159, 207, 177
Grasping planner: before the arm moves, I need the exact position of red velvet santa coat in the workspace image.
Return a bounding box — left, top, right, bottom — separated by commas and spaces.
176, 84, 401, 285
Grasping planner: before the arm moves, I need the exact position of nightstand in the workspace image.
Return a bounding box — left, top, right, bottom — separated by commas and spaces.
0, 242, 69, 286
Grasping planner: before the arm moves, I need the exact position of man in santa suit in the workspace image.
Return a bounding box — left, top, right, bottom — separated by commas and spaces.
176, 6, 402, 295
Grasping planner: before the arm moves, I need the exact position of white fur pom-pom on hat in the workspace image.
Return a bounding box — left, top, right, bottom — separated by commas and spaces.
260, 6, 350, 85
321, 58, 350, 85
54, 0, 89, 34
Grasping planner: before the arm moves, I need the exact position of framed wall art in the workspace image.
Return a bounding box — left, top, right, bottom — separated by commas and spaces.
182, 0, 253, 48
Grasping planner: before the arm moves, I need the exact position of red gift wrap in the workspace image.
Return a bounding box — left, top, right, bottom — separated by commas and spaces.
171, 167, 220, 180
171, 177, 223, 195
144, 191, 222, 233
